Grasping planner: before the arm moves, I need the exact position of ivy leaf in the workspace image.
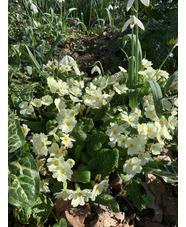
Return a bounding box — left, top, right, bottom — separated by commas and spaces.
142, 159, 178, 183
8, 116, 25, 154
73, 164, 91, 183
53, 218, 67, 227
88, 148, 119, 177
8, 153, 40, 207
95, 192, 120, 213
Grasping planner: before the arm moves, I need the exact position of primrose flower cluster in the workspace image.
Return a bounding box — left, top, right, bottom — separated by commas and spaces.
19, 55, 177, 207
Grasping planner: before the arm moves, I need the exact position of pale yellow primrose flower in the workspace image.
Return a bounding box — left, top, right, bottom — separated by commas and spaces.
21, 124, 30, 137
68, 189, 92, 207
41, 95, 53, 106
91, 180, 109, 201
19, 101, 34, 116
123, 157, 142, 175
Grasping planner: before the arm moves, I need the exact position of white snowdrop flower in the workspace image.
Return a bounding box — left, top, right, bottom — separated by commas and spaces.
142, 59, 153, 68
69, 189, 92, 207
32, 133, 49, 157
40, 179, 50, 193
48, 142, 64, 157
113, 83, 128, 94
47, 77, 58, 93
120, 111, 138, 128
54, 98, 67, 112
31, 98, 42, 108
123, 157, 142, 175
57, 80, 69, 96
58, 116, 77, 133
60, 134, 75, 148
54, 189, 74, 200
52, 162, 73, 182
19, 101, 34, 116
30, 3, 38, 13
107, 4, 113, 10
144, 105, 157, 120
167, 115, 178, 130
126, 137, 143, 156
122, 15, 145, 32
91, 180, 109, 201
91, 66, 101, 75
21, 124, 30, 137
138, 151, 152, 165
47, 156, 65, 172
69, 86, 82, 97
150, 142, 164, 155
126, 0, 150, 11
61, 55, 76, 66
162, 98, 172, 111
72, 64, 81, 75
41, 95, 53, 106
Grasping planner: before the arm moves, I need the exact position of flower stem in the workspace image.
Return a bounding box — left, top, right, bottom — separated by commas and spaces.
135, 0, 139, 85
131, 27, 134, 87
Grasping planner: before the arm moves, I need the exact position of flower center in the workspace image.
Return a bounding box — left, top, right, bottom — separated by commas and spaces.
41, 142, 45, 147
26, 106, 29, 109
150, 110, 154, 114
95, 185, 100, 191
60, 168, 65, 174
130, 143, 134, 148
55, 150, 60, 155
127, 117, 131, 122
139, 153, 143, 158
147, 129, 151, 133
66, 122, 70, 127
113, 130, 117, 135
64, 137, 68, 142
129, 162, 134, 167
54, 161, 59, 166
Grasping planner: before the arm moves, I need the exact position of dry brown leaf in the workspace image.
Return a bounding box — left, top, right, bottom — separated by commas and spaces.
109, 174, 123, 193
91, 204, 125, 227
54, 199, 69, 220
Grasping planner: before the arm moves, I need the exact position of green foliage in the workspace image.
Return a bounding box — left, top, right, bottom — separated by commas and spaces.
95, 192, 120, 213
73, 164, 91, 183
13, 193, 53, 225
53, 218, 67, 227
8, 153, 40, 207
88, 148, 119, 177
148, 80, 163, 118
143, 159, 178, 183
8, 116, 25, 154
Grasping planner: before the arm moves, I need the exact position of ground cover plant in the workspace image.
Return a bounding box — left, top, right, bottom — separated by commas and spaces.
8, 0, 178, 226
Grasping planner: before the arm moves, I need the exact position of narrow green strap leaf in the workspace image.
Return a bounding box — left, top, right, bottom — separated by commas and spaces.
24, 45, 41, 71
128, 89, 138, 109
63, 8, 77, 23
164, 71, 178, 94
148, 80, 163, 118
143, 159, 178, 183
45, 34, 62, 64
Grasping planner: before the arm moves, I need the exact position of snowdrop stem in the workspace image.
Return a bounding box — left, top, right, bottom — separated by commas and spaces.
135, 0, 139, 85
131, 27, 135, 86
94, 61, 105, 76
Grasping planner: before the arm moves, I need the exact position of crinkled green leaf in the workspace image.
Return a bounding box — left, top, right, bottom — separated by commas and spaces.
53, 218, 67, 227
71, 122, 87, 142
8, 116, 25, 154
93, 104, 110, 121
8, 153, 40, 207
95, 192, 120, 213
73, 164, 91, 183
143, 159, 178, 183
23, 120, 46, 133
88, 148, 119, 177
